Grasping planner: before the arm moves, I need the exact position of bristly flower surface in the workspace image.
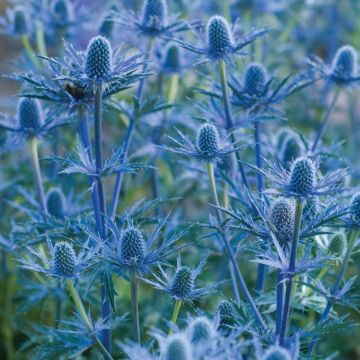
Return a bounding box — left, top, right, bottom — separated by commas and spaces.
172, 15, 268, 64
144, 256, 218, 303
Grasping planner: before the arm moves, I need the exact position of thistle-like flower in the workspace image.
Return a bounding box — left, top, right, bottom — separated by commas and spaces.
255, 156, 346, 199
278, 131, 305, 168
19, 238, 96, 280
97, 215, 187, 276
187, 316, 215, 344
216, 300, 237, 335
161, 44, 184, 74
0, 97, 69, 140
261, 346, 292, 360
289, 157, 316, 196
327, 233, 347, 259
50, 0, 75, 29
42, 35, 147, 95
47, 188, 67, 220
244, 63, 268, 97
308, 44, 360, 88
162, 334, 192, 360
0, 5, 31, 37
173, 15, 268, 63
269, 198, 295, 244
113, 0, 187, 40
162, 123, 238, 163
145, 256, 218, 303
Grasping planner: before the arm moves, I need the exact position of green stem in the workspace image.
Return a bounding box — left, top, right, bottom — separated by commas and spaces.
168, 299, 182, 336
167, 74, 179, 105
35, 20, 48, 59
29, 137, 48, 215
130, 268, 140, 343
206, 162, 266, 330
66, 280, 114, 360
21, 35, 40, 68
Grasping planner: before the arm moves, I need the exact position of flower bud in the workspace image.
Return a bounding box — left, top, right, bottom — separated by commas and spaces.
142, 0, 167, 28
289, 157, 316, 196
47, 189, 66, 220
120, 228, 146, 264
261, 346, 291, 360
163, 335, 191, 360
216, 300, 236, 334
327, 233, 347, 259
244, 63, 268, 97
269, 198, 295, 244
85, 36, 112, 79
206, 16, 233, 57
280, 133, 304, 168
331, 45, 358, 81
162, 45, 183, 74
197, 123, 220, 159
18, 98, 43, 132
171, 266, 194, 299
52, 0, 74, 27
53, 241, 76, 277
188, 317, 214, 344
13, 6, 30, 35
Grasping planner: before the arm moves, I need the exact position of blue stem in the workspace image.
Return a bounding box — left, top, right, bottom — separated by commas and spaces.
110, 38, 154, 220
254, 120, 267, 291
279, 199, 303, 346
276, 270, 283, 338
94, 82, 111, 352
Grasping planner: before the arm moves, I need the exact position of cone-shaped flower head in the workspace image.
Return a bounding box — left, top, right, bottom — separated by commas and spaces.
327, 233, 347, 258
52, 0, 74, 26
142, 0, 167, 28
170, 266, 194, 299
350, 193, 360, 226
244, 63, 268, 97
331, 45, 358, 81
120, 228, 146, 264
53, 241, 76, 277
216, 300, 236, 334
206, 16, 233, 57
18, 98, 43, 132
85, 36, 112, 79
289, 157, 316, 196
280, 133, 304, 167
269, 198, 295, 244
188, 317, 214, 344
13, 6, 30, 35
163, 335, 192, 360
163, 44, 183, 73
47, 189, 66, 219
261, 346, 291, 360
197, 123, 220, 160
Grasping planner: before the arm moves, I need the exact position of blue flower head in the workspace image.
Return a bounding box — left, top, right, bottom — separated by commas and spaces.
53, 241, 76, 277
171, 265, 194, 299
261, 346, 291, 360
18, 98, 43, 133
120, 227, 146, 265
327, 232, 347, 259
331, 45, 358, 83
13, 6, 30, 35
279, 131, 304, 168
142, 0, 167, 31
216, 300, 237, 335
196, 123, 220, 160
162, 44, 183, 74
47, 188, 67, 220
269, 198, 295, 244
187, 316, 215, 344
163, 334, 192, 360
206, 16, 234, 59
85, 35, 112, 80
51, 0, 75, 28
244, 63, 268, 97
289, 157, 316, 197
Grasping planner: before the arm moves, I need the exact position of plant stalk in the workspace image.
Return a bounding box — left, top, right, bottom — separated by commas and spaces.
311, 88, 340, 152
21, 35, 40, 68
29, 137, 48, 215
279, 199, 303, 346
35, 20, 48, 59
168, 299, 182, 336
66, 280, 114, 360
206, 162, 266, 331
275, 270, 284, 338
130, 268, 140, 343
218, 59, 249, 189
